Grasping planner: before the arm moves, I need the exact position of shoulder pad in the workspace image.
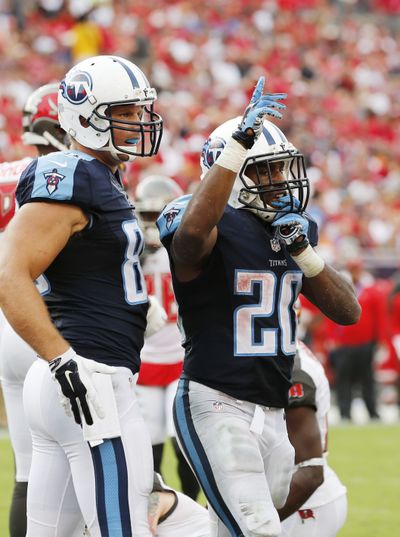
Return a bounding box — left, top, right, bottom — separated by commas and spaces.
29, 150, 94, 202
156, 194, 192, 240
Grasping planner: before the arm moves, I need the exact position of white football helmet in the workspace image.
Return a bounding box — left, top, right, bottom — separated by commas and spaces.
58, 55, 163, 161
201, 117, 310, 221
22, 83, 67, 151
135, 175, 183, 250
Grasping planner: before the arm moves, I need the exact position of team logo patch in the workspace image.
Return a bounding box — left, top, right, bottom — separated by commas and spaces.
202, 136, 226, 169
44, 169, 65, 195
289, 382, 304, 399
298, 509, 315, 521
164, 208, 180, 230
212, 401, 224, 412
60, 71, 92, 104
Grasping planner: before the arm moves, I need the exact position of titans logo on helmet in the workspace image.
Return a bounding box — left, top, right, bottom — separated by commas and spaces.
202, 136, 226, 169
44, 169, 65, 195
60, 72, 93, 105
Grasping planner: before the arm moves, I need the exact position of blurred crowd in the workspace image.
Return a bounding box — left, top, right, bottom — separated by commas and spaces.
2, 0, 400, 267
1, 0, 400, 402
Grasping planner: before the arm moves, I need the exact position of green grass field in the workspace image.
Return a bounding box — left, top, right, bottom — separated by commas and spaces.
1, 424, 399, 536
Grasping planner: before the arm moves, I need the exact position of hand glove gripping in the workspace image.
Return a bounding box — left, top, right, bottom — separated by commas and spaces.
271, 213, 309, 254
49, 348, 116, 426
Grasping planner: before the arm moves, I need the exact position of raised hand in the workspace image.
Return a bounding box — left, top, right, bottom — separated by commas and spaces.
232, 76, 287, 149
49, 348, 116, 425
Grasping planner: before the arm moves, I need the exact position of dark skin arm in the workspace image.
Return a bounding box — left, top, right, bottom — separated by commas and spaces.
278, 406, 324, 521
171, 164, 236, 282
300, 263, 361, 325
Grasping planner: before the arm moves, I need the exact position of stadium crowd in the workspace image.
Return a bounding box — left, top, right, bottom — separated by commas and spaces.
2, 0, 400, 262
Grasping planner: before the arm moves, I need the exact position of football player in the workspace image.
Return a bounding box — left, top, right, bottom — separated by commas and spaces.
278, 339, 348, 537
0, 55, 163, 537
156, 76, 360, 537
0, 82, 68, 537
135, 174, 200, 500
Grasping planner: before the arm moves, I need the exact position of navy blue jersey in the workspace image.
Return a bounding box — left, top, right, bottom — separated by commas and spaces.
16, 150, 148, 373
158, 197, 318, 407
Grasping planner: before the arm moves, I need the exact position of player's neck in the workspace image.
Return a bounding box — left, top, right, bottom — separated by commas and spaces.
70, 141, 119, 173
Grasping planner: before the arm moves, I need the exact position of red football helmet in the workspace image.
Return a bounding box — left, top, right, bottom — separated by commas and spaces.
22, 83, 67, 150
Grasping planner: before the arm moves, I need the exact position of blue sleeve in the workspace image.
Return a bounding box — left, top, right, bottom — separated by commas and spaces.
156, 194, 192, 242
16, 151, 94, 208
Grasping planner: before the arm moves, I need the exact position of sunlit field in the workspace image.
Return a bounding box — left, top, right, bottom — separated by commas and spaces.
1, 424, 399, 537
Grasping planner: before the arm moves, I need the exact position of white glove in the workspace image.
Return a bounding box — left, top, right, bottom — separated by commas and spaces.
49, 348, 116, 426
145, 295, 168, 338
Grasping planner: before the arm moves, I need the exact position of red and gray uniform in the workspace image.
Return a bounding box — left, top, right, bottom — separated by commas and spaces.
281, 341, 347, 537
138, 246, 184, 386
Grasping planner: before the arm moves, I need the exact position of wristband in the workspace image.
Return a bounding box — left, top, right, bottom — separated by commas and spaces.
216, 137, 248, 173
292, 244, 325, 278
48, 347, 76, 372
296, 457, 325, 469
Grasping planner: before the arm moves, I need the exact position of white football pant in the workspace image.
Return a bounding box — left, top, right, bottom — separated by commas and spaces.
23, 359, 154, 537
174, 379, 295, 537
135, 380, 178, 444
0, 322, 36, 481
280, 493, 348, 536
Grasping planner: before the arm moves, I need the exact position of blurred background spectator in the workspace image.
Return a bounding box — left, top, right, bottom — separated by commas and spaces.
1, 0, 400, 413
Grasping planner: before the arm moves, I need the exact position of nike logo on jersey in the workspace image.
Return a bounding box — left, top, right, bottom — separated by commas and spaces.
51, 160, 68, 167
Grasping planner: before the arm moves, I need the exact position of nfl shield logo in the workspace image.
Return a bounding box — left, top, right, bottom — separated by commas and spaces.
270, 238, 281, 252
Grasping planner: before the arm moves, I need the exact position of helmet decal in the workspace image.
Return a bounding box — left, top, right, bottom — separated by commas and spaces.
202, 136, 226, 170
61, 72, 93, 105
262, 123, 286, 145
112, 57, 143, 90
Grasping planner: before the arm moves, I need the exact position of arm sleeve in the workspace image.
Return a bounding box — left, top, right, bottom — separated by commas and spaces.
288, 366, 317, 411
16, 153, 92, 209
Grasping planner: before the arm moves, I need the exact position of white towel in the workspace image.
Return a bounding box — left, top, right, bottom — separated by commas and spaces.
82, 372, 121, 447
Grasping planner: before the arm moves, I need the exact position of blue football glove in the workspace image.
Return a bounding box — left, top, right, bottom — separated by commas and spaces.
232, 76, 287, 149
271, 213, 309, 254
